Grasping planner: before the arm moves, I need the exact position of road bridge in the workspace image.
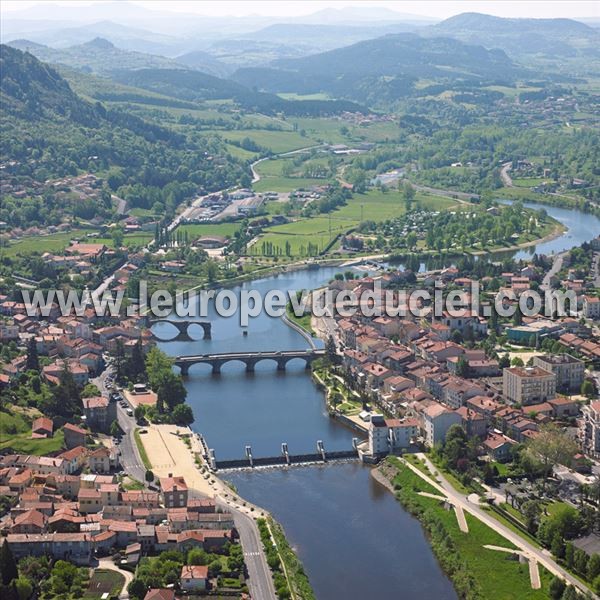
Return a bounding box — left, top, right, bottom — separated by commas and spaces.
174, 349, 325, 375
148, 319, 212, 341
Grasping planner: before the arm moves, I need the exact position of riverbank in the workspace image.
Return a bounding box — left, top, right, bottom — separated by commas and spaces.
374, 458, 553, 600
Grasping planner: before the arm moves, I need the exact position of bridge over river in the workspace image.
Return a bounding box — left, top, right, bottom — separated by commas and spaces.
174, 349, 325, 375
147, 318, 212, 341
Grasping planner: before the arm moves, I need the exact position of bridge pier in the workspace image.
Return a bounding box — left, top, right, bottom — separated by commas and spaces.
277, 359, 286, 371
245, 361, 255, 373
212, 363, 221, 375
179, 364, 190, 376
200, 322, 212, 340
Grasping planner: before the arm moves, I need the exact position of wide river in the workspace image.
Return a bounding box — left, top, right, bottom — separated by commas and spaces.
158, 200, 599, 600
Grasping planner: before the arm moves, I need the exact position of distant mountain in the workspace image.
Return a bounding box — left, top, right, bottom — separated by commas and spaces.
295, 7, 436, 25
232, 33, 527, 105
242, 22, 419, 52
7, 37, 185, 76
429, 13, 600, 58
175, 50, 234, 77
3, 19, 180, 54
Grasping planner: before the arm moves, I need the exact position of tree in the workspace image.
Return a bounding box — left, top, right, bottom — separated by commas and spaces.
587, 554, 600, 581
25, 337, 39, 372
172, 403, 194, 426
127, 578, 147, 600
521, 500, 541, 534
527, 424, 578, 491
565, 542, 575, 569
499, 353, 510, 369
109, 420, 120, 438
127, 340, 146, 381
111, 226, 124, 248
581, 380, 595, 398
326, 335, 338, 364
134, 405, 145, 424
549, 576, 565, 600
145, 470, 154, 483
511, 356, 524, 367
0, 541, 18, 585
574, 548, 589, 576
455, 355, 470, 378
402, 181, 415, 211
48, 364, 82, 418
14, 577, 32, 600
551, 531, 565, 558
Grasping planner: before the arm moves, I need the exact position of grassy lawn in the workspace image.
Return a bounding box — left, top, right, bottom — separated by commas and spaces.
178, 222, 241, 241
208, 129, 317, 154
0, 429, 65, 454
134, 428, 152, 470
83, 569, 125, 599
225, 143, 259, 161
389, 459, 552, 599
252, 156, 332, 193
512, 177, 553, 187
1, 229, 93, 257
96, 233, 153, 248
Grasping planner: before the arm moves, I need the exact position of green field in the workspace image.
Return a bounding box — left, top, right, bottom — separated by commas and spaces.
206, 129, 317, 154
277, 92, 332, 101
178, 222, 241, 240
2, 230, 91, 257
2, 229, 152, 258
225, 143, 260, 161
0, 428, 65, 454
84, 569, 125, 599
512, 177, 552, 187
250, 189, 457, 257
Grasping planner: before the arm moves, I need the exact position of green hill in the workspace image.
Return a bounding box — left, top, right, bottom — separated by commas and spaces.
430, 13, 600, 59
232, 33, 529, 105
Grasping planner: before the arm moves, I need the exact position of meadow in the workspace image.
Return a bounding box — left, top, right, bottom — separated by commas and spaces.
249, 189, 458, 257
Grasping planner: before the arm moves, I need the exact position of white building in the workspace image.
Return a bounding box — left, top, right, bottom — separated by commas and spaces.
581, 401, 600, 458
583, 295, 600, 320
368, 415, 419, 456
422, 403, 462, 447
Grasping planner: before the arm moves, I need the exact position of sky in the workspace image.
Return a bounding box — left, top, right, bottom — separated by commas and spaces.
2, 0, 599, 20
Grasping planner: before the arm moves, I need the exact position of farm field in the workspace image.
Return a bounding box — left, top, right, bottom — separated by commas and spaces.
205, 128, 318, 154
178, 222, 241, 240
249, 189, 458, 257
512, 177, 553, 187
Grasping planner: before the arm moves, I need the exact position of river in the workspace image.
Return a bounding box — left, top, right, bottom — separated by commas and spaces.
157, 200, 597, 600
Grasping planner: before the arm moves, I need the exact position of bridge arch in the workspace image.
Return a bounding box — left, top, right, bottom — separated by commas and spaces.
149, 319, 212, 342
174, 349, 324, 377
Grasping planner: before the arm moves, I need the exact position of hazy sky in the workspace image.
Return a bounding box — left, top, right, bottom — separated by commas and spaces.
2, 0, 599, 20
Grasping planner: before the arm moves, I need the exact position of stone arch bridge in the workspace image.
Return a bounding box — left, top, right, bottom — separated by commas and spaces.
174, 349, 325, 376
148, 319, 211, 342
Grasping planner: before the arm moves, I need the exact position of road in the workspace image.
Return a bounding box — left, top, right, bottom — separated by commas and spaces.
91, 367, 146, 483
414, 454, 595, 597
541, 250, 567, 292
111, 194, 127, 216
500, 162, 514, 187
216, 498, 278, 600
